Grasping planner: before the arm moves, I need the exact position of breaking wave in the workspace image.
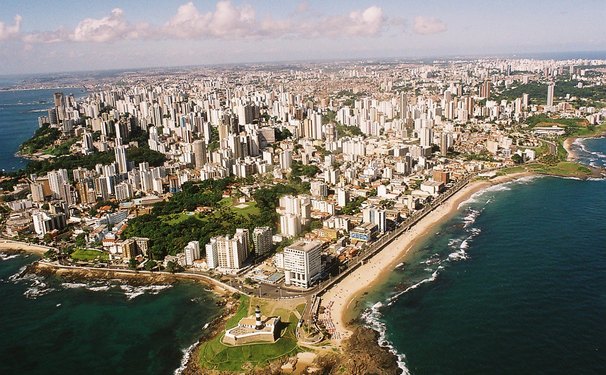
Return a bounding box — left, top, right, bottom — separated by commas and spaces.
458, 176, 541, 209
120, 284, 172, 300
174, 341, 198, 375
0, 253, 20, 262
361, 301, 411, 375
61, 281, 171, 299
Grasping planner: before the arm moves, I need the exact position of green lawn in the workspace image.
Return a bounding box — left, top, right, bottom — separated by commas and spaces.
295, 303, 306, 317
227, 295, 251, 329
70, 248, 109, 262
160, 212, 203, 225
220, 197, 260, 217
528, 162, 592, 177
496, 166, 526, 176
198, 295, 301, 371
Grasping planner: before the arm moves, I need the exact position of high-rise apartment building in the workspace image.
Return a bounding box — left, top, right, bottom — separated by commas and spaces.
205, 229, 250, 271
547, 82, 555, 107
283, 240, 322, 288
252, 227, 273, 256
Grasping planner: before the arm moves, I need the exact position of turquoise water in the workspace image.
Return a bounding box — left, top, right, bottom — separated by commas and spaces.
363, 138, 606, 374
0, 254, 220, 375
0, 88, 83, 171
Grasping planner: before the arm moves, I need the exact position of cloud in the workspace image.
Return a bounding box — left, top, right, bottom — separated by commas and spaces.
0, 15, 22, 41
23, 8, 149, 44
164, 2, 388, 39
14, 1, 398, 45
296, 1, 310, 14
343, 6, 386, 36
71, 8, 149, 42
22, 28, 70, 44
164, 1, 256, 39
413, 16, 447, 35
298, 5, 387, 38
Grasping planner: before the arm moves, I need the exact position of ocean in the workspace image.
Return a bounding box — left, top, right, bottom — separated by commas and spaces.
0, 88, 85, 172
362, 137, 606, 374
0, 89, 221, 374
0, 254, 220, 375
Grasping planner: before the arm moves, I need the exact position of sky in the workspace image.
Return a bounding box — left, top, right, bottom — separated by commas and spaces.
0, 0, 605, 75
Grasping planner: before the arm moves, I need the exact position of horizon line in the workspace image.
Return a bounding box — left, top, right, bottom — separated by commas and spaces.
2, 49, 606, 78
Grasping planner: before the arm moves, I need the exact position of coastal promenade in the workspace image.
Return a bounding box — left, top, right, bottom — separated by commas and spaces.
316, 170, 529, 344
313, 173, 476, 297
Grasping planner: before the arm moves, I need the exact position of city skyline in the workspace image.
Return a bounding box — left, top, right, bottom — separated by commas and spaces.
1, 0, 605, 75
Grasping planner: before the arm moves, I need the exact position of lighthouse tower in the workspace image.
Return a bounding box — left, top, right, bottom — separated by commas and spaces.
255, 305, 263, 330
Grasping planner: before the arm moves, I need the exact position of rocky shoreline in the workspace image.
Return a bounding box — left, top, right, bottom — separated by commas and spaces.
31, 262, 181, 286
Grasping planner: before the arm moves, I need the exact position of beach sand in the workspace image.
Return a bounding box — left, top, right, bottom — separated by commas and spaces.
0, 239, 52, 255
320, 172, 532, 346
563, 137, 577, 160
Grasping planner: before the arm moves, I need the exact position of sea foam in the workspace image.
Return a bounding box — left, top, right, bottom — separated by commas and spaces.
174, 341, 198, 375
0, 253, 20, 261
119, 284, 172, 300
361, 302, 411, 375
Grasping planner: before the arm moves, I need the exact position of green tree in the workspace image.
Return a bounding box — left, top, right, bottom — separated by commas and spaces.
75, 233, 87, 248
144, 260, 157, 271
512, 154, 524, 164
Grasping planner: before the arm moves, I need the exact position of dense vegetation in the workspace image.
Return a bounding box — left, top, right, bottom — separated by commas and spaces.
290, 161, 320, 179
151, 179, 231, 215
340, 196, 365, 215
19, 124, 62, 154
495, 80, 606, 106
23, 146, 166, 175
336, 123, 364, 137
274, 128, 292, 142
122, 179, 308, 260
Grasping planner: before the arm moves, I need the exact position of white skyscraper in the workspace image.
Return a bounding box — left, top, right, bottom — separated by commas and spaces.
279, 149, 292, 170
114, 145, 128, 174
184, 241, 201, 266
547, 82, 555, 107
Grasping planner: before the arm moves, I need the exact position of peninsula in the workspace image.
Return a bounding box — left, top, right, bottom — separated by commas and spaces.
1, 58, 605, 374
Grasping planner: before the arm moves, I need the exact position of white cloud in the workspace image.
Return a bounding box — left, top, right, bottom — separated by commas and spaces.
413, 16, 447, 35
342, 6, 385, 37
22, 28, 70, 44
164, 1, 257, 39
21, 8, 150, 44
296, 1, 310, 14
14, 1, 398, 45
0, 15, 22, 41
165, 2, 388, 39
71, 8, 149, 42
298, 5, 387, 38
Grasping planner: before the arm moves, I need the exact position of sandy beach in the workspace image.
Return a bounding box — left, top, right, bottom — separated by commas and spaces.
563, 137, 577, 160
320, 172, 532, 345
0, 239, 52, 255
